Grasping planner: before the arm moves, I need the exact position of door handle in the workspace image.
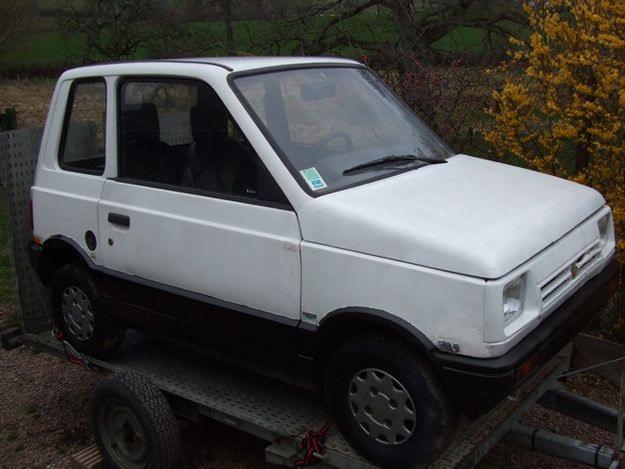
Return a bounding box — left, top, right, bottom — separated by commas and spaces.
108, 212, 130, 227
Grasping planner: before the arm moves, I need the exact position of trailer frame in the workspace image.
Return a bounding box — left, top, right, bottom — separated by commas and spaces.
11, 327, 570, 468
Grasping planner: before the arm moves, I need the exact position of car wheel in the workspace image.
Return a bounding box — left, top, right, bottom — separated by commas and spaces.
90, 372, 181, 469
325, 332, 454, 468
51, 262, 125, 357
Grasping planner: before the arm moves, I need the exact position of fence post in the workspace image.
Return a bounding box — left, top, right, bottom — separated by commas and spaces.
0, 108, 18, 131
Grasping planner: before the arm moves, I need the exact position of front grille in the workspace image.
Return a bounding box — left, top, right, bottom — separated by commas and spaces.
539, 240, 603, 309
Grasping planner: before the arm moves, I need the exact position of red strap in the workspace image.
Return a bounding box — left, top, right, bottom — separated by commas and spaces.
55, 330, 89, 367
294, 419, 333, 467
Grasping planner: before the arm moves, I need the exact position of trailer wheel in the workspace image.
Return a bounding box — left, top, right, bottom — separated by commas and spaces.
51, 262, 125, 358
90, 372, 181, 469
325, 332, 454, 468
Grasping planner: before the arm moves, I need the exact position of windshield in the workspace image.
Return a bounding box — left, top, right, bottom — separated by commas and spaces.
233, 66, 454, 194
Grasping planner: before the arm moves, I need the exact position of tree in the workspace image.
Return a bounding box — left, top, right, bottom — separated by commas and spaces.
233, 0, 517, 150
485, 0, 625, 258
246, 0, 527, 67
60, 0, 182, 62
219, 0, 235, 55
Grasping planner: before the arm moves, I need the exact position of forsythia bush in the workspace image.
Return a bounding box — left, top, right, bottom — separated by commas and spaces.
486, 0, 625, 259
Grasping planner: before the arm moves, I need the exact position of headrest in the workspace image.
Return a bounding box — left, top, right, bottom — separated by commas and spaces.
190, 105, 228, 145
121, 102, 161, 144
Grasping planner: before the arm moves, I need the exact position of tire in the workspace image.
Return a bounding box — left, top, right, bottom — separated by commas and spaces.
90, 372, 181, 469
325, 333, 454, 468
51, 262, 125, 357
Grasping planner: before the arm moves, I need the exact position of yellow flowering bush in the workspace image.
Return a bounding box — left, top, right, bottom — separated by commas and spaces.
486, 0, 625, 259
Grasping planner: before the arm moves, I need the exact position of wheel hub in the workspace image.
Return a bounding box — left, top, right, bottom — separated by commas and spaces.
348, 368, 416, 446
100, 400, 147, 468
61, 285, 95, 341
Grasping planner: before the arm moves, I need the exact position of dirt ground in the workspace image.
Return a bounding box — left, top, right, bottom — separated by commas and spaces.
1, 79, 623, 468
0, 80, 54, 129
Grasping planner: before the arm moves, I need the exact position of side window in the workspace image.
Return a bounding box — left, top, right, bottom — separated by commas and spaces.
59, 79, 106, 174
118, 78, 288, 206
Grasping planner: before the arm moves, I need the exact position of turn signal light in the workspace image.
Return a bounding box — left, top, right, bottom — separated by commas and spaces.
516, 352, 539, 384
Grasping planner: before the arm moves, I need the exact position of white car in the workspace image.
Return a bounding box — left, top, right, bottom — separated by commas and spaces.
29, 56, 617, 467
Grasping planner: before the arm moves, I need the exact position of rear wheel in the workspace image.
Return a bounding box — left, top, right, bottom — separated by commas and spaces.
51, 262, 125, 357
325, 333, 454, 468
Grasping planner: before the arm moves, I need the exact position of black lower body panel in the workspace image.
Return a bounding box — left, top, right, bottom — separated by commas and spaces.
96, 270, 306, 386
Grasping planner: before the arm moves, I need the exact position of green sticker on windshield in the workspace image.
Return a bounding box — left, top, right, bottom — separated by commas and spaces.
300, 167, 327, 191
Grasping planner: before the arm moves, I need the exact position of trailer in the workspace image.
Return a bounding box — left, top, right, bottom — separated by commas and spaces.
6, 328, 568, 468
1, 127, 624, 468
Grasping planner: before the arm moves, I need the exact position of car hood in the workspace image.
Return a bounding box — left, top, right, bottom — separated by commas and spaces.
297, 154, 605, 279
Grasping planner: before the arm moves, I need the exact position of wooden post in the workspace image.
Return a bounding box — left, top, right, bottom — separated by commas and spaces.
0, 108, 18, 131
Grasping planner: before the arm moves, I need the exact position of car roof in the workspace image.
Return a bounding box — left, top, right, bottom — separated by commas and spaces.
62, 56, 362, 78
174, 56, 360, 71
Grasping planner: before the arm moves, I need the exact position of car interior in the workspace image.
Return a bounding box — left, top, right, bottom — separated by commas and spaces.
118, 82, 287, 205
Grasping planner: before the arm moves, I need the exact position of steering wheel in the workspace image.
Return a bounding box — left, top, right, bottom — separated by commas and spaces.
312, 131, 354, 153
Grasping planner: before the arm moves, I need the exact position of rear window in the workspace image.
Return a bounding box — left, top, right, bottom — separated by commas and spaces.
58, 79, 107, 175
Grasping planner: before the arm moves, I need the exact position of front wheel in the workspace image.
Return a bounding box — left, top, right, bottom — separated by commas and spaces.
325, 333, 454, 468
51, 262, 125, 357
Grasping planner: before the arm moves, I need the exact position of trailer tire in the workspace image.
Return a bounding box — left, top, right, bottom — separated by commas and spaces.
51, 262, 125, 357
325, 332, 454, 468
90, 372, 181, 469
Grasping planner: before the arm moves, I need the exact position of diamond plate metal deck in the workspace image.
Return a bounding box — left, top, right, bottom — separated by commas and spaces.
24, 330, 569, 469
25, 330, 376, 468
0, 128, 51, 333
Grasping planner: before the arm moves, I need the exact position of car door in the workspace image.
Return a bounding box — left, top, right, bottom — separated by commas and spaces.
97, 76, 302, 374
34, 78, 110, 264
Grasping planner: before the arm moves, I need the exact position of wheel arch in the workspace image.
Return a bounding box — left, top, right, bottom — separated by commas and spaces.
310, 307, 439, 386
38, 235, 96, 286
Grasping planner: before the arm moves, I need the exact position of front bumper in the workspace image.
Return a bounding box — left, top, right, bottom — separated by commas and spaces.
434, 257, 619, 418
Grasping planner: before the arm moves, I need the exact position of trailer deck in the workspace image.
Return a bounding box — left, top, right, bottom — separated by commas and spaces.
19, 329, 570, 468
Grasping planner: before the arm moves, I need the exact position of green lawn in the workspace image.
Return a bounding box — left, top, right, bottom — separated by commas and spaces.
2, 32, 85, 66
2, 14, 515, 67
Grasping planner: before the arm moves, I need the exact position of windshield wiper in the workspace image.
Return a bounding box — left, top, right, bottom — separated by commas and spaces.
343, 154, 446, 175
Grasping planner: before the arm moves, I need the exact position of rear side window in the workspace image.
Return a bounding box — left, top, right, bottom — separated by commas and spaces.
58, 79, 107, 175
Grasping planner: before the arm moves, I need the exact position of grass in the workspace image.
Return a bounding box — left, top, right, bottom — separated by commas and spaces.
2, 16, 398, 65
22, 403, 39, 415
0, 195, 16, 304
0, 192, 18, 327
2, 32, 85, 66
1, 14, 515, 67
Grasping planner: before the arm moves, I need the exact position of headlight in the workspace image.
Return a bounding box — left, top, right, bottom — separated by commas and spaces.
503, 276, 524, 324
597, 213, 611, 245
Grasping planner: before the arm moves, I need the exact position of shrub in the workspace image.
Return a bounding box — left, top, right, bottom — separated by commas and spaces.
485, 0, 625, 260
